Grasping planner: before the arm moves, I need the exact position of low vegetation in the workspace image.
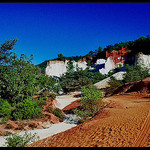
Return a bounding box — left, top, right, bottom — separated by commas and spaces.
60, 68, 105, 93
4, 132, 39, 147
73, 85, 103, 123
104, 76, 124, 96
0, 39, 57, 122
123, 64, 150, 83
1, 35, 150, 146
105, 63, 150, 96
53, 108, 64, 120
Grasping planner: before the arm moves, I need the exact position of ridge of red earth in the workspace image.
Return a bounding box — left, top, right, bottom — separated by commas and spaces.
28, 92, 150, 147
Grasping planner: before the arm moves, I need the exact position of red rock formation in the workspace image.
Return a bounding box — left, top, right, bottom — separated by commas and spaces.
106, 47, 132, 67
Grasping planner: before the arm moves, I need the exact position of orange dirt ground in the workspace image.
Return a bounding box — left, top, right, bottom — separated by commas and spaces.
28, 92, 150, 147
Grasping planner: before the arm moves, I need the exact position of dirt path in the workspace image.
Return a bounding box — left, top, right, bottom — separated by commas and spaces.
0, 92, 81, 147
28, 93, 150, 147
54, 91, 81, 110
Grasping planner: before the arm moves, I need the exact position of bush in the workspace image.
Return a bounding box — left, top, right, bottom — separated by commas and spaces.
53, 108, 64, 120
35, 75, 56, 92
0, 116, 10, 124
104, 76, 123, 95
46, 106, 53, 113
12, 97, 42, 120
37, 96, 48, 106
49, 92, 56, 99
123, 64, 149, 83
0, 99, 11, 118
53, 83, 62, 94
73, 85, 103, 122
4, 132, 39, 147
60, 69, 105, 93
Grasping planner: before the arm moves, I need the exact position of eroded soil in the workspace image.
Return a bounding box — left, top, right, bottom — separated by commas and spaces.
28, 92, 150, 147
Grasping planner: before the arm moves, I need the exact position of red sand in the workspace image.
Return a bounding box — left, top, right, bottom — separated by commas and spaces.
28, 92, 150, 147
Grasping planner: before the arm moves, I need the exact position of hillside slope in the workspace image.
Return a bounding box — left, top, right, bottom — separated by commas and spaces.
28, 92, 150, 147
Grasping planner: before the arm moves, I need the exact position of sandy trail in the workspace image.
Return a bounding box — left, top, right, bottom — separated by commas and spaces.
0, 92, 80, 147
54, 91, 81, 109
28, 93, 150, 147
132, 110, 150, 147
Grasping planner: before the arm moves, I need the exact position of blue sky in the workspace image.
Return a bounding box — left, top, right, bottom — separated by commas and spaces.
0, 3, 150, 65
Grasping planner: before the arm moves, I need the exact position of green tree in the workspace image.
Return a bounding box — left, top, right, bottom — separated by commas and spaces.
35, 74, 56, 92
88, 50, 94, 56
60, 69, 105, 93
0, 53, 39, 103
66, 60, 74, 72
97, 46, 102, 54
123, 64, 150, 83
57, 53, 64, 61
73, 85, 103, 122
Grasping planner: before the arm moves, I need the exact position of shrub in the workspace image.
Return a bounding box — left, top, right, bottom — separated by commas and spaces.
91, 71, 106, 83
0, 99, 11, 118
35, 75, 56, 92
123, 64, 149, 83
104, 76, 123, 95
73, 85, 103, 122
4, 132, 39, 147
46, 106, 53, 113
53, 108, 64, 120
49, 92, 56, 99
12, 97, 42, 120
60, 69, 105, 93
53, 83, 62, 94
37, 96, 47, 106
0, 116, 10, 124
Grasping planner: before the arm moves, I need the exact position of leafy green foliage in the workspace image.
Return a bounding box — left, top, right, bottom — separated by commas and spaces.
0, 99, 11, 118
53, 83, 62, 94
73, 85, 103, 122
35, 74, 56, 91
54, 53, 83, 62
4, 132, 39, 147
0, 53, 39, 103
53, 108, 64, 120
123, 64, 150, 83
66, 60, 74, 72
0, 39, 58, 121
12, 97, 42, 120
36, 60, 47, 74
104, 76, 124, 95
97, 35, 150, 59
60, 69, 105, 93
57, 53, 64, 61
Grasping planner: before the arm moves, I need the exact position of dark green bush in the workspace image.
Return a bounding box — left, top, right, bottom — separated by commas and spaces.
12, 97, 42, 120
53, 108, 64, 120
60, 69, 105, 93
73, 85, 103, 122
0, 99, 11, 118
123, 64, 149, 83
36, 96, 47, 106
1, 116, 10, 124
104, 76, 124, 95
49, 93, 56, 99
53, 83, 62, 94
